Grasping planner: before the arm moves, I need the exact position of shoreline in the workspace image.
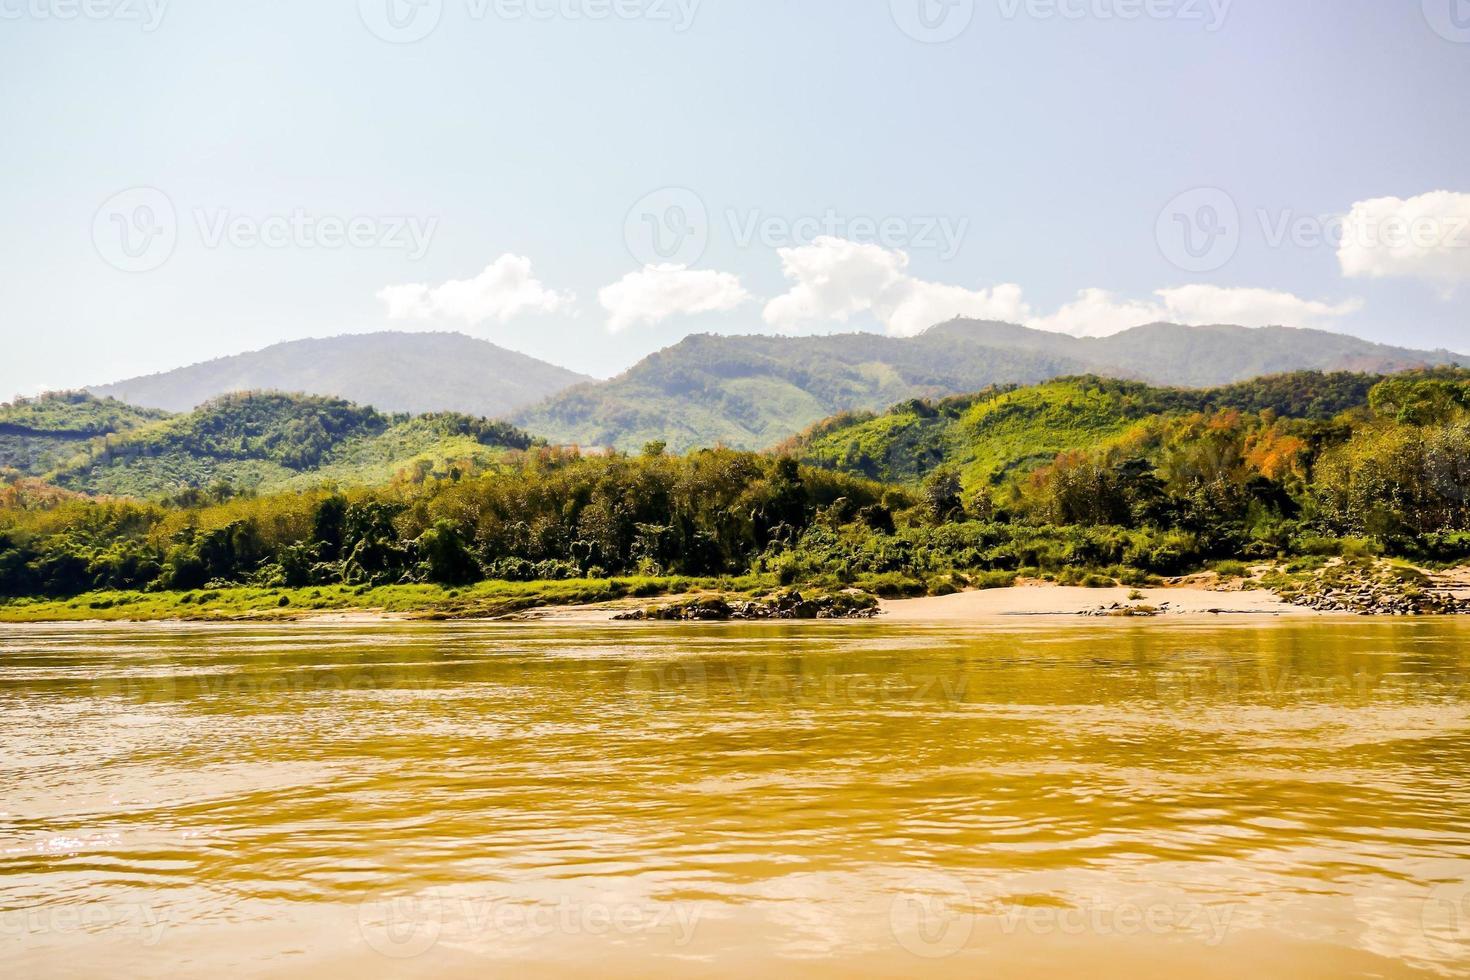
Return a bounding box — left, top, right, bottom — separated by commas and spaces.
0, 583, 1350, 626
4, 559, 1468, 626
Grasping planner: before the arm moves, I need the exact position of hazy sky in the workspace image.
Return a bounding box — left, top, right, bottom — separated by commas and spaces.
2, 0, 1468, 396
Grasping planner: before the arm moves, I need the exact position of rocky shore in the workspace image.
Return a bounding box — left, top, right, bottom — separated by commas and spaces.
614, 590, 880, 622
1273, 562, 1470, 616
1282, 582, 1470, 615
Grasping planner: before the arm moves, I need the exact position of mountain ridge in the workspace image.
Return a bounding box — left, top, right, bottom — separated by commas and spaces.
513, 321, 1462, 451
89, 332, 591, 418
81, 322, 1465, 455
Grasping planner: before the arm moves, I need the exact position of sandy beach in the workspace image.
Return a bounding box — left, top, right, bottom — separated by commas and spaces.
878, 584, 1317, 621
513, 582, 1317, 624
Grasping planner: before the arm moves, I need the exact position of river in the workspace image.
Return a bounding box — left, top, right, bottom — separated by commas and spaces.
2, 619, 1469, 977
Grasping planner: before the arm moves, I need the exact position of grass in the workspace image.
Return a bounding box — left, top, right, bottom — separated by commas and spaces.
0, 575, 773, 623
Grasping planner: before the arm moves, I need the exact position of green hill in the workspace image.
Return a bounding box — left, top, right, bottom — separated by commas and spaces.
514, 330, 1094, 453
43, 392, 533, 498
0, 392, 170, 477
514, 322, 1460, 452
789, 372, 1386, 490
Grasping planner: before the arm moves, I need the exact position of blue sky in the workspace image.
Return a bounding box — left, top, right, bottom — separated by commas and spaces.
1, 0, 1467, 396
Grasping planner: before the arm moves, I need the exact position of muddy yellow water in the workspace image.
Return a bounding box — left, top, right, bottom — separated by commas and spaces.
3, 619, 1470, 978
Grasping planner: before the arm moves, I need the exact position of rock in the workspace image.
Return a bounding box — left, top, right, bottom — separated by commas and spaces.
619, 590, 879, 622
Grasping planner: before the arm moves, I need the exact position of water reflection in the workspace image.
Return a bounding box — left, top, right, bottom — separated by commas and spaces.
2, 620, 1468, 977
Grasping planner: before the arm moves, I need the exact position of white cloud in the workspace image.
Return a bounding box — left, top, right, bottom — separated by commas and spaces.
762, 237, 1028, 336
599, 264, 750, 332
885, 281, 1030, 338
1026, 286, 1361, 337
762, 238, 908, 330
758, 238, 1356, 340
1338, 191, 1470, 286
1028, 288, 1166, 338
1154, 284, 1362, 329
377, 254, 574, 325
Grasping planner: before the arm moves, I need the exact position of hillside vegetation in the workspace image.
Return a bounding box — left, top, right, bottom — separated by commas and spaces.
788, 371, 1383, 489
0, 392, 170, 476
516, 322, 1458, 452
513, 330, 1096, 452
4, 370, 1470, 614
3, 391, 533, 498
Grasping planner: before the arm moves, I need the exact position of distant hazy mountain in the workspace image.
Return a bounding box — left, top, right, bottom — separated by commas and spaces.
515, 322, 1462, 452
90, 332, 591, 417
924, 320, 1461, 388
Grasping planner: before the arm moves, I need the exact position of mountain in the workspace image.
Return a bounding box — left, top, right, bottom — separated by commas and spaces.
512, 331, 1097, 453
785, 371, 1392, 490
39, 391, 533, 498
89, 332, 592, 417
514, 322, 1461, 452
925, 320, 1462, 387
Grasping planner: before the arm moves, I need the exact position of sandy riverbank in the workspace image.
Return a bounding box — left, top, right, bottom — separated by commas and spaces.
4, 580, 1412, 626
878, 584, 1316, 621
514, 583, 1317, 624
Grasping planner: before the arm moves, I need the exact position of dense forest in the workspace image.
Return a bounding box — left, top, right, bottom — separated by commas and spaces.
1, 391, 533, 499
2, 368, 1470, 609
